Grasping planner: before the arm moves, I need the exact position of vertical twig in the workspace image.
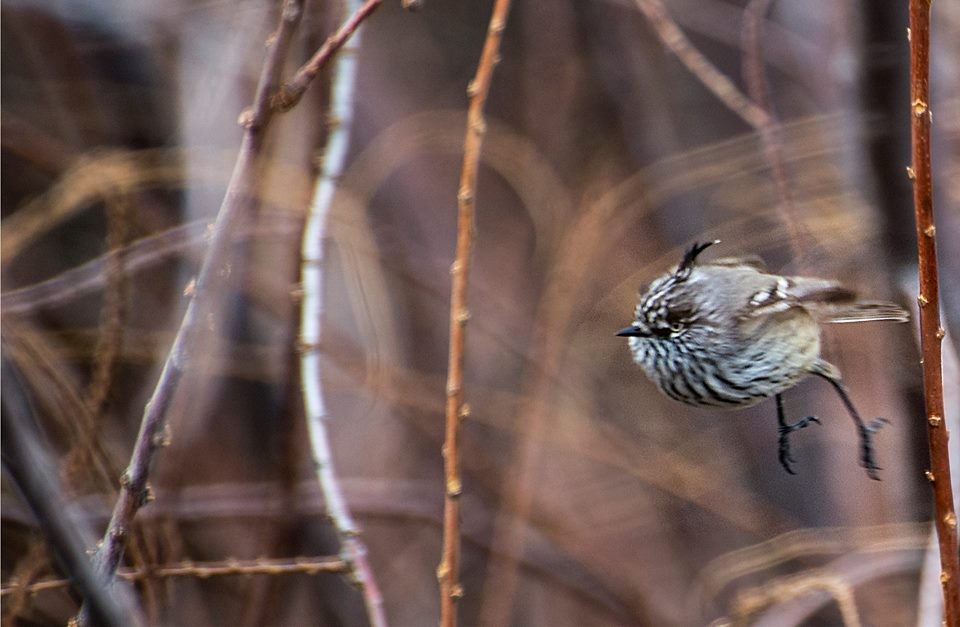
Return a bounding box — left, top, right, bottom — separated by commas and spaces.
908, 0, 960, 622
298, 0, 387, 625
439, 1, 513, 625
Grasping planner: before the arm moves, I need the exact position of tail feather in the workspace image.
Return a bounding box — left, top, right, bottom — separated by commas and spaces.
819, 301, 910, 324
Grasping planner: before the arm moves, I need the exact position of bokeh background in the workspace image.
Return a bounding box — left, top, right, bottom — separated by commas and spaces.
2, 0, 959, 625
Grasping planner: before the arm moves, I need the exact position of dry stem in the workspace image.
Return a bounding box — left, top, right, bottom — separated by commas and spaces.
909, 0, 960, 621
439, 1, 513, 625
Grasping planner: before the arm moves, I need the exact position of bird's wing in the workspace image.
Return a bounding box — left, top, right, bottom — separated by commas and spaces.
747, 276, 855, 316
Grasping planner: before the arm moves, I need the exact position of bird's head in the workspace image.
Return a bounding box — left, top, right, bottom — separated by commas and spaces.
616, 240, 718, 340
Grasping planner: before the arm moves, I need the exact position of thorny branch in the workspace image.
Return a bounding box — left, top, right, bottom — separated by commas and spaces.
439, 1, 513, 625
2, 556, 349, 598
908, 0, 960, 622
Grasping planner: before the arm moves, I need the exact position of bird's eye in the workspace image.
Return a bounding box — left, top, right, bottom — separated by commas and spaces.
664, 305, 693, 330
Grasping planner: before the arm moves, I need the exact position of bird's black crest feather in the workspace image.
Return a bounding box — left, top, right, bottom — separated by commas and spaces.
677, 240, 720, 275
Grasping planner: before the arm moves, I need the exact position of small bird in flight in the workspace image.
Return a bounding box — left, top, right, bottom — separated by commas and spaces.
617, 241, 909, 479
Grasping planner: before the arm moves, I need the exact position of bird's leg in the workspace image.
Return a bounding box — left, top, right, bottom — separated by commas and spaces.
776, 393, 821, 475
813, 372, 888, 481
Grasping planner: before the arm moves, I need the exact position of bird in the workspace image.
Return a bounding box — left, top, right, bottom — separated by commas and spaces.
616, 241, 909, 479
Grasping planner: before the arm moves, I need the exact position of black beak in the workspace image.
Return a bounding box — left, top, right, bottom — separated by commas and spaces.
616, 325, 644, 337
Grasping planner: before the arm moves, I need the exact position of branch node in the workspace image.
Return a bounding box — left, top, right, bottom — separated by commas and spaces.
946, 512, 958, 529
458, 403, 471, 419
926, 470, 936, 482
924, 225, 936, 237
936, 327, 946, 339
450, 584, 465, 600
470, 117, 487, 136
298, 340, 322, 352
237, 108, 256, 129
912, 99, 928, 117
906, 166, 916, 180
151, 424, 172, 447
455, 309, 470, 324
918, 294, 930, 306
446, 477, 463, 497
270, 86, 299, 113
140, 484, 155, 506
929, 414, 942, 427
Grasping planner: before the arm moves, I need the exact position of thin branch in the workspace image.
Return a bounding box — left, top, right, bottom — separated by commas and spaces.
298, 0, 387, 624
2, 216, 299, 316
909, 0, 960, 622
740, 0, 805, 262
439, 2, 513, 626
272, 0, 383, 113
78, 1, 312, 622
632, 0, 770, 130
1, 556, 349, 598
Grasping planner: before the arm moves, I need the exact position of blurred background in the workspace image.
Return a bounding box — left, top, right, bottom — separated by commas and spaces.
2, 0, 959, 625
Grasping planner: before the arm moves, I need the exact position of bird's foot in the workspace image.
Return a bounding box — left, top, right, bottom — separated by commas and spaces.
778, 416, 821, 474
859, 418, 889, 481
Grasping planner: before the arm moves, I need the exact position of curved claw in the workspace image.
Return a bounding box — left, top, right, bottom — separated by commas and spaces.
777, 416, 821, 475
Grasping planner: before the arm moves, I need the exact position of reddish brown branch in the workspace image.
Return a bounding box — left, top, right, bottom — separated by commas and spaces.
439, 1, 513, 625
909, 0, 960, 622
